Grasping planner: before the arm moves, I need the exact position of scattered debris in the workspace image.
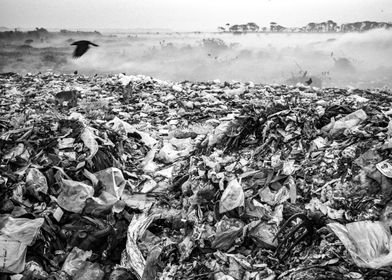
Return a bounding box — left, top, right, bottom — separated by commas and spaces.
1, 72, 392, 279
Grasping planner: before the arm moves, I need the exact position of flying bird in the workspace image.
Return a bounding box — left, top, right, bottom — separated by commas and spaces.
71, 40, 98, 58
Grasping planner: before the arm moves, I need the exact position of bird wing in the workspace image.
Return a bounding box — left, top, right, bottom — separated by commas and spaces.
73, 43, 89, 58
89, 42, 99, 47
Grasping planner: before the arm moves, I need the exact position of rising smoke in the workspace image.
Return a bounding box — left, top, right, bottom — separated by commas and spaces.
1, 29, 392, 88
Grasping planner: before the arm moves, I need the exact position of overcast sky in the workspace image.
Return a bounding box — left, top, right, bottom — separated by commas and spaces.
1, 0, 391, 31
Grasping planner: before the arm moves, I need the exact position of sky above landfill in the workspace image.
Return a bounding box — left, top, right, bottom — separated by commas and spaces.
1, 0, 391, 31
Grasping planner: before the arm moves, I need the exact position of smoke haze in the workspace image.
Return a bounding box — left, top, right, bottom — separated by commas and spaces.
1, 29, 392, 88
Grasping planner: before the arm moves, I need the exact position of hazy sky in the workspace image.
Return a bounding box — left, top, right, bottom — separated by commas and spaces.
1, 0, 391, 31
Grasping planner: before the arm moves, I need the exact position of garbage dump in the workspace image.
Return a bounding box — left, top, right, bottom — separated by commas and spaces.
1, 72, 392, 279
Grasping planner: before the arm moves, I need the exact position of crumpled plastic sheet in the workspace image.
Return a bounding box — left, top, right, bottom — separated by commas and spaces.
80, 126, 99, 160
156, 141, 192, 164
61, 247, 105, 280
25, 168, 48, 194
73, 262, 104, 280
328, 221, 392, 269
62, 247, 92, 277
120, 212, 156, 279
119, 208, 182, 279
106, 117, 157, 148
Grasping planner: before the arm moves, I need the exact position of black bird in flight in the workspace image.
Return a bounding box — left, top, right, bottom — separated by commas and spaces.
71, 40, 98, 58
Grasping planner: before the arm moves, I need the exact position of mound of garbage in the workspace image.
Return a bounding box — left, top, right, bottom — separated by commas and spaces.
1, 72, 392, 280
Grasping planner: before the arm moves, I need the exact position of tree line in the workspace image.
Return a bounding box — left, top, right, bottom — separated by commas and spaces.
218, 20, 392, 33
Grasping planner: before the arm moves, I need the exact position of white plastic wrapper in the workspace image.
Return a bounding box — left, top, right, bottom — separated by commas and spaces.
376, 160, 392, 178
328, 221, 392, 269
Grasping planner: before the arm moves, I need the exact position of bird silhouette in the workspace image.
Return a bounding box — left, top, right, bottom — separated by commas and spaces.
305, 78, 313, 85
71, 40, 98, 58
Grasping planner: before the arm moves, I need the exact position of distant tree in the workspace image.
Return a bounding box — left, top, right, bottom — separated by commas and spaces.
229, 24, 242, 33
217, 26, 226, 32
327, 20, 337, 31
275, 25, 286, 32
35, 27, 49, 33
240, 24, 249, 32
316, 22, 327, 32
270, 22, 286, 32
246, 22, 259, 32
270, 22, 277, 31
306, 22, 316, 32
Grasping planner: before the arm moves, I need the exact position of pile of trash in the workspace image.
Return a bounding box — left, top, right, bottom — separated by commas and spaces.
1, 71, 392, 280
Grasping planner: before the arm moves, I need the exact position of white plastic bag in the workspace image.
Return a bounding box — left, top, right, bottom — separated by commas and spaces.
328, 221, 392, 269
219, 179, 245, 213
0, 216, 44, 273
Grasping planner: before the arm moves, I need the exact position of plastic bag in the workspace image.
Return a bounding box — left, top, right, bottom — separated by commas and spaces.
80, 126, 99, 160
62, 247, 103, 279
74, 262, 104, 280
85, 168, 127, 213
94, 167, 126, 200
328, 221, 392, 269
258, 186, 290, 207
57, 179, 94, 213
322, 109, 367, 135
156, 141, 191, 164
0, 238, 27, 273
208, 121, 232, 147
0, 216, 44, 273
219, 179, 245, 213
25, 168, 48, 196
62, 247, 92, 276
247, 221, 278, 249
